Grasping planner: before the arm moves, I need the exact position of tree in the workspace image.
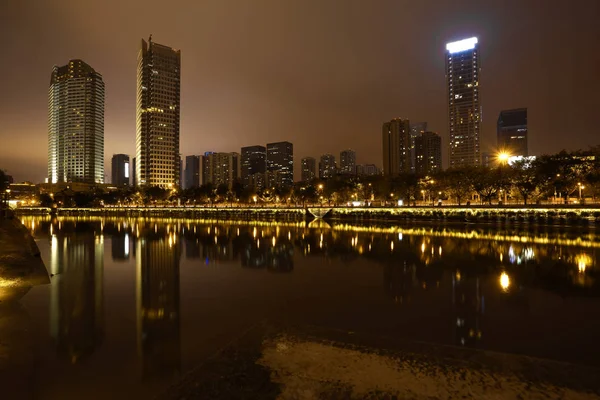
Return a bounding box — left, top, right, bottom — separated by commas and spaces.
441, 167, 475, 206
509, 159, 541, 205
471, 167, 502, 205
0, 169, 7, 192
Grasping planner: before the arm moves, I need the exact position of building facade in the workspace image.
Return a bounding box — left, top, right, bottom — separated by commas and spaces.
136, 36, 181, 188
446, 37, 481, 168
415, 131, 442, 176
111, 154, 130, 187
300, 157, 316, 181
202, 152, 240, 189
497, 108, 528, 157
184, 155, 201, 189
339, 149, 356, 175
382, 118, 411, 176
48, 60, 105, 184
266, 141, 293, 188
319, 154, 337, 179
241, 145, 266, 190
356, 164, 381, 176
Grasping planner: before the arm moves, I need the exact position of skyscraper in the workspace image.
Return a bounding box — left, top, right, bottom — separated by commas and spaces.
300, 157, 316, 181
497, 108, 528, 157
111, 154, 130, 187
241, 145, 266, 189
48, 60, 105, 184
136, 36, 181, 188
446, 37, 481, 168
382, 118, 411, 176
266, 141, 293, 188
319, 154, 337, 179
415, 131, 442, 176
184, 155, 200, 189
339, 149, 356, 175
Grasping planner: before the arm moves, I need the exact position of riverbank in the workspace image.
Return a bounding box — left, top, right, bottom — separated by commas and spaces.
15, 205, 600, 227
0, 216, 49, 400
160, 322, 600, 399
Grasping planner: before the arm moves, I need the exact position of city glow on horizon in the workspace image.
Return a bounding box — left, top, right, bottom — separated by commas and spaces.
446, 37, 478, 54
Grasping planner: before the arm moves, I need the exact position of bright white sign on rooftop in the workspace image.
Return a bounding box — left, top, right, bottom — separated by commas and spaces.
446, 37, 478, 54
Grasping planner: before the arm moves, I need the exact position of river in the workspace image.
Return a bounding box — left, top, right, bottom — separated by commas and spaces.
9, 216, 600, 398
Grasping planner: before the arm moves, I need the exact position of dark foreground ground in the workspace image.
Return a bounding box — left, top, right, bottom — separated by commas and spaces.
0, 217, 49, 399
160, 323, 600, 400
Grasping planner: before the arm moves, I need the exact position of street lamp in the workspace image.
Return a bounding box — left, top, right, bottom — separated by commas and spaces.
578, 183, 585, 200
497, 151, 511, 165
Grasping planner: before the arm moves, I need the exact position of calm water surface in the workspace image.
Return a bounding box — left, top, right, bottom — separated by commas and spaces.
12, 216, 600, 399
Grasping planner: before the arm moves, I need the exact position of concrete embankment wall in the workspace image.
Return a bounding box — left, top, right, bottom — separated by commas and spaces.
329, 207, 600, 227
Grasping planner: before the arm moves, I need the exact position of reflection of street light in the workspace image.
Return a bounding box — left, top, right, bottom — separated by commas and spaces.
253, 195, 257, 206
499, 272, 510, 292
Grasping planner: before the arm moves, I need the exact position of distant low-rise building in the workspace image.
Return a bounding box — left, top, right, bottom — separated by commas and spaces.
415, 131, 442, 175
184, 155, 201, 189
301, 157, 316, 182
356, 164, 381, 176
497, 108, 528, 157
111, 154, 130, 187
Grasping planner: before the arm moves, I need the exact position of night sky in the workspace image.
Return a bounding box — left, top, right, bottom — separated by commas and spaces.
1, 0, 599, 183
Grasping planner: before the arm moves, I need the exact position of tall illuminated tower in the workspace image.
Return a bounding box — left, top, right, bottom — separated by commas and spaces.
136, 36, 181, 188
446, 37, 481, 167
48, 60, 105, 184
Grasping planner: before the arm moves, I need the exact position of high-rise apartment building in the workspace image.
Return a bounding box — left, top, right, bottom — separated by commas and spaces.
409, 122, 427, 173
301, 157, 316, 182
497, 108, 528, 157
184, 155, 201, 189
201, 152, 214, 186
202, 152, 240, 189
415, 131, 442, 176
111, 154, 130, 187
266, 141, 293, 188
319, 154, 337, 179
339, 149, 356, 175
382, 118, 411, 176
136, 36, 181, 188
446, 37, 481, 167
241, 145, 266, 189
48, 60, 105, 184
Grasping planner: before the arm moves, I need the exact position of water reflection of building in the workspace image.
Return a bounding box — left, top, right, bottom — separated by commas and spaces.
49, 228, 104, 363
240, 231, 294, 272
452, 271, 483, 347
136, 231, 181, 380
111, 232, 131, 261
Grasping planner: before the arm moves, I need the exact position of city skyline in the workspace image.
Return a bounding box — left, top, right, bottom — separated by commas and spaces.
1, 1, 599, 183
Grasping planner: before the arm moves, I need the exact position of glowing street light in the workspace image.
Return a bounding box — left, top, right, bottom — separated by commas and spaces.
497, 151, 511, 165
578, 182, 585, 200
